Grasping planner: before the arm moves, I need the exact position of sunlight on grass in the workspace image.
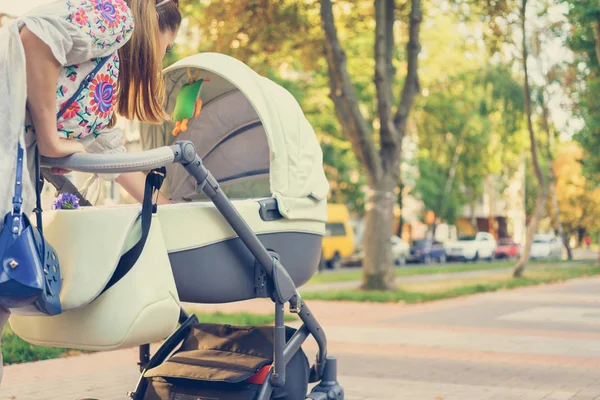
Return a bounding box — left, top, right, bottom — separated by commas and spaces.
307, 259, 587, 285
303, 263, 600, 304
308, 261, 513, 285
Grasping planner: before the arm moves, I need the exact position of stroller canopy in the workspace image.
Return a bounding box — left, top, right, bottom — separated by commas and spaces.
140, 53, 329, 222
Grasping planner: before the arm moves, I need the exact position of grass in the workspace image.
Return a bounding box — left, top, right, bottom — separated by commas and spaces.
2, 311, 293, 365
307, 259, 587, 285
2, 324, 69, 365
302, 263, 600, 304
190, 311, 295, 326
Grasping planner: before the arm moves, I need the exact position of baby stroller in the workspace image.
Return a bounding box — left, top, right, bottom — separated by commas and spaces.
9, 53, 344, 400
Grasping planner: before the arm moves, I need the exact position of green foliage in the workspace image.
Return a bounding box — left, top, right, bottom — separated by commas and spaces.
524, 155, 540, 217
414, 64, 525, 223
192, 311, 294, 326
413, 157, 466, 224
310, 260, 523, 285
552, 144, 600, 235
170, 0, 371, 211
162, 0, 589, 220
448, 0, 520, 55
309, 259, 586, 285
2, 324, 70, 365
560, 0, 600, 183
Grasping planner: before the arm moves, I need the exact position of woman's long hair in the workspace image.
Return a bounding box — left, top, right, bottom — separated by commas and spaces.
116, 0, 181, 124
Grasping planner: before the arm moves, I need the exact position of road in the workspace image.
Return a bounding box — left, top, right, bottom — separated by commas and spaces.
2, 276, 600, 399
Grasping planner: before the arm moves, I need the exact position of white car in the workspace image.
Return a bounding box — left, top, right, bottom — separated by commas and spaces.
350, 236, 410, 266
446, 232, 497, 262
530, 234, 563, 260
391, 236, 410, 266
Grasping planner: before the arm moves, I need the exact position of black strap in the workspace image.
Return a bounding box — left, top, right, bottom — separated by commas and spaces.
100, 168, 166, 294
12, 144, 25, 215
34, 147, 43, 233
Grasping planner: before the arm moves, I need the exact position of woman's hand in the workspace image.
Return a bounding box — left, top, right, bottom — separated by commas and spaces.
45, 139, 85, 175
39, 138, 86, 159
115, 172, 172, 205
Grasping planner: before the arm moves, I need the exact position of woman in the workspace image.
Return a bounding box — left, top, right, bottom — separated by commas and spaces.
0, 0, 181, 381
22, 0, 180, 202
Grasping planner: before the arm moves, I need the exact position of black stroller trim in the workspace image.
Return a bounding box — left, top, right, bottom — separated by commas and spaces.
41, 141, 344, 400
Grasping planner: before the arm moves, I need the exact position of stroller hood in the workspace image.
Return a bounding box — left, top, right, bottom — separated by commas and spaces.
140, 53, 330, 223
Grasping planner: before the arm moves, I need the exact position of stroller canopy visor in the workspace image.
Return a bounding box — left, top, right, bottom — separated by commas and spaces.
141, 53, 329, 222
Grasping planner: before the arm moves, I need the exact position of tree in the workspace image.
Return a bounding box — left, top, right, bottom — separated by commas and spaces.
175, 0, 370, 212
528, 13, 574, 260
559, 0, 600, 183
513, 0, 547, 277
553, 144, 600, 248
539, 90, 573, 259
415, 65, 524, 232
319, 0, 422, 290
559, 0, 600, 265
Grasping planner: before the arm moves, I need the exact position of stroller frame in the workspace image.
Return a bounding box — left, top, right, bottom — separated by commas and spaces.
42, 140, 344, 400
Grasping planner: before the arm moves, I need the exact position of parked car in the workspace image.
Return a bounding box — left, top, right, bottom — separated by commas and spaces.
345, 236, 410, 267
391, 236, 410, 265
495, 238, 519, 260
446, 232, 497, 262
530, 234, 563, 260
407, 239, 447, 264
320, 204, 355, 270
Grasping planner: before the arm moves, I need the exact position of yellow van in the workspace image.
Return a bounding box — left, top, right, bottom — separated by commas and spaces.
320, 204, 355, 270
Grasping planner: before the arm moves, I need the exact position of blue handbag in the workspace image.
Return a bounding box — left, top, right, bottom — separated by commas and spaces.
0, 144, 62, 315
0, 56, 110, 316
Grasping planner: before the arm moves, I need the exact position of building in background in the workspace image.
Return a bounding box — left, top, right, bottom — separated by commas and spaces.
455, 155, 527, 243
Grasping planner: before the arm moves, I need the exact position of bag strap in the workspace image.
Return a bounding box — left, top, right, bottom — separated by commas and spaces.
57, 56, 111, 120
9, 144, 26, 235
101, 167, 166, 294
34, 147, 43, 233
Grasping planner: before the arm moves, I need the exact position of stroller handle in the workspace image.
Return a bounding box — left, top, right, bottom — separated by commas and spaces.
41, 145, 178, 174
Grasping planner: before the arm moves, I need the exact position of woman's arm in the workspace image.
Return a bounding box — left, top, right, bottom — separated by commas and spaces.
115, 172, 172, 205
20, 27, 85, 158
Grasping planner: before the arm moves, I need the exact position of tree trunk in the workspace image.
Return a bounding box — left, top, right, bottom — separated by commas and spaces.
540, 92, 572, 260
438, 131, 464, 220
513, 0, 548, 278
590, 12, 600, 267
319, 0, 421, 290
593, 17, 600, 66
469, 193, 477, 229
597, 236, 600, 266
589, 16, 600, 266
396, 181, 404, 237
548, 170, 572, 259
514, 189, 546, 277
363, 177, 397, 290
319, 0, 381, 182
577, 228, 586, 247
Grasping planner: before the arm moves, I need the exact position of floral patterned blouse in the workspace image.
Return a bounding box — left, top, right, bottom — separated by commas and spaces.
24, 0, 134, 141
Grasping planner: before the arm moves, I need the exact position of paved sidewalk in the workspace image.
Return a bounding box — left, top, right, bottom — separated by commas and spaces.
3, 277, 600, 399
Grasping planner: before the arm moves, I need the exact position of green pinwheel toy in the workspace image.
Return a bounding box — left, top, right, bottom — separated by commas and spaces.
171, 69, 209, 136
